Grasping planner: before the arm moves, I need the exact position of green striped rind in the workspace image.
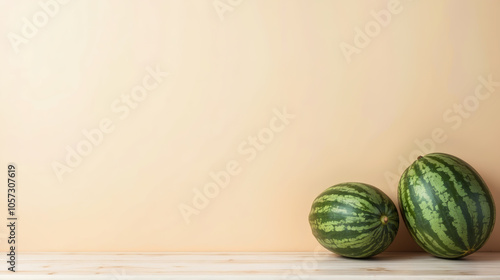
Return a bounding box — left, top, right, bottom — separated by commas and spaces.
309, 182, 399, 258
398, 153, 496, 259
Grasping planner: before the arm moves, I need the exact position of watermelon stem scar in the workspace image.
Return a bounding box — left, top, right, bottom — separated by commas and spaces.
381, 215, 389, 225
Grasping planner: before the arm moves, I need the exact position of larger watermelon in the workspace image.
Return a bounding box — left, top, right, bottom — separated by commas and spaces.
398, 153, 496, 259
309, 183, 399, 258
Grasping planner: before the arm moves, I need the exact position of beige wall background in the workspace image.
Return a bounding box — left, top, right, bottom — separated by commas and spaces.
0, 0, 499, 252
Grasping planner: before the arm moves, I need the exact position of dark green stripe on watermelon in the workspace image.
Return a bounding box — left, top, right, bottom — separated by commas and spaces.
309, 183, 399, 258
398, 153, 496, 259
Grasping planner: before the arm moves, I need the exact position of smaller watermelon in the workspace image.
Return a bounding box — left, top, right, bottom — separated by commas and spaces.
309, 183, 399, 258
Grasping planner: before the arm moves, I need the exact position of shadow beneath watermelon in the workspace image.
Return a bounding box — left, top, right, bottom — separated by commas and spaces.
337, 251, 500, 261
359, 252, 427, 261
448, 253, 500, 262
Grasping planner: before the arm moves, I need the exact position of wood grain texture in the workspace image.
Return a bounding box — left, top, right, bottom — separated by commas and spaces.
0, 252, 499, 279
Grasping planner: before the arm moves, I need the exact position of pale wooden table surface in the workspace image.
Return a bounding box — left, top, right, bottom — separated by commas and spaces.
0, 252, 499, 279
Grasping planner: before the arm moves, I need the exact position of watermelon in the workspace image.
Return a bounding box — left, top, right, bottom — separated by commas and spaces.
398, 153, 496, 259
308, 183, 399, 258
